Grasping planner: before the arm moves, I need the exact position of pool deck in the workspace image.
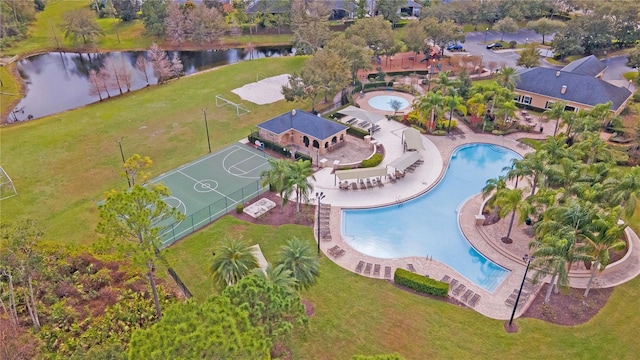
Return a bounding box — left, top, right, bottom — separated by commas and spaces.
310, 115, 640, 320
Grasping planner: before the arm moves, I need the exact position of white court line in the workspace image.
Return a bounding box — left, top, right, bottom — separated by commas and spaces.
176, 170, 229, 199
224, 150, 269, 177
153, 144, 250, 182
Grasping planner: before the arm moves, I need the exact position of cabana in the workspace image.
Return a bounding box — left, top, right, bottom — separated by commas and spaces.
402, 128, 424, 152
334, 167, 388, 185
387, 151, 422, 172
338, 106, 387, 124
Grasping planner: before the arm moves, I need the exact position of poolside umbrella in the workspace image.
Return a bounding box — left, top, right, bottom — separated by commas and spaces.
338, 106, 386, 124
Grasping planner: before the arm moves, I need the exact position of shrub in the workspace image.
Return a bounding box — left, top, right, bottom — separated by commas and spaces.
236, 204, 244, 214
492, 130, 506, 135
410, 125, 426, 134
432, 130, 447, 136
362, 153, 383, 167
509, 40, 517, 49
393, 268, 448, 297
504, 128, 519, 135
633, 92, 640, 102
347, 127, 370, 139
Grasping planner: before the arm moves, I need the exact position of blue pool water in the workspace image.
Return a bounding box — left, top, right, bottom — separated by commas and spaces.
341, 144, 521, 292
368, 95, 410, 111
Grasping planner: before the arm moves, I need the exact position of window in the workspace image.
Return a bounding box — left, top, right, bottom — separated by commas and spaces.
545, 101, 555, 109
522, 96, 532, 105
312, 140, 319, 149
514, 95, 521, 102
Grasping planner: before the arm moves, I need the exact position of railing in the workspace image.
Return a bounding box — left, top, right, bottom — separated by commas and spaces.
160, 180, 268, 248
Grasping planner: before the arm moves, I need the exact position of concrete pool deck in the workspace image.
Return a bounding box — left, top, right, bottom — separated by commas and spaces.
309, 118, 640, 320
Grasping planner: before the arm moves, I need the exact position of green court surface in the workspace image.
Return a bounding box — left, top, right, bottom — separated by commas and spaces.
153, 143, 271, 247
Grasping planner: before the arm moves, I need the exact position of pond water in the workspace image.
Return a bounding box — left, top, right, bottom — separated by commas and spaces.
8, 47, 293, 122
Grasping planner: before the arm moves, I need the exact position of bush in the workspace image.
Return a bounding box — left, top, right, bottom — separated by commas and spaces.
347, 126, 370, 139
509, 41, 517, 49
361, 153, 383, 167
410, 125, 426, 134
393, 268, 448, 297
633, 92, 640, 102
432, 130, 447, 136
491, 130, 506, 135
235, 204, 244, 214
504, 128, 519, 135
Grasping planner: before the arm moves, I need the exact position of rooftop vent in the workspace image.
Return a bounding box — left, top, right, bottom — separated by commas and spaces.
292, 109, 296, 116
561, 85, 567, 94
556, 71, 561, 77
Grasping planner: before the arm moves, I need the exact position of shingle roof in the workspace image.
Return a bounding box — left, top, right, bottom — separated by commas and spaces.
515, 68, 632, 111
560, 55, 606, 77
246, 0, 290, 14
257, 109, 348, 140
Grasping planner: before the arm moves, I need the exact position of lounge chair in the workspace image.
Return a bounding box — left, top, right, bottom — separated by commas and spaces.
359, 179, 366, 189
388, 174, 397, 183
333, 249, 346, 258
448, 279, 459, 293
461, 290, 474, 302
407, 264, 416, 273
355, 261, 365, 274
373, 264, 381, 277
364, 263, 372, 275
469, 294, 481, 307
376, 179, 384, 188
452, 283, 466, 296
440, 275, 451, 283
351, 182, 358, 190
366, 178, 373, 188
384, 266, 391, 279
327, 245, 339, 256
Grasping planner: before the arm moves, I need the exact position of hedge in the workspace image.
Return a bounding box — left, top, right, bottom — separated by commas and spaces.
393, 268, 449, 297
361, 153, 382, 168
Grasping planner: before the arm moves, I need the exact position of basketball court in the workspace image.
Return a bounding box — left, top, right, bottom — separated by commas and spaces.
154, 143, 271, 247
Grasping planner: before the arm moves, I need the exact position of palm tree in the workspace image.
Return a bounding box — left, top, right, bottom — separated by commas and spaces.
253, 263, 297, 294
604, 166, 640, 216
494, 188, 530, 243
543, 101, 567, 136
482, 176, 507, 208
493, 98, 517, 127
574, 132, 612, 165
413, 92, 444, 132
444, 93, 467, 131
277, 237, 320, 290
530, 231, 590, 303
466, 92, 486, 127
432, 71, 460, 97
583, 212, 627, 297
261, 158, 291, 209
284, 160, 315, 213
495, 66, 520, 91
211, 237, 258, 288
518, 151, 547, 196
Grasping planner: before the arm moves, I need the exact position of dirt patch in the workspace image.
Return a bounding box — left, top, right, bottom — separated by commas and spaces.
522, 284, 612, 326
302, 298, 315, 317
231, 191, 315, 227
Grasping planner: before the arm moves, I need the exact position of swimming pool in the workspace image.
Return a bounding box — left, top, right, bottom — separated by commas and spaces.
368, 95, 410, 111
341, 143, 521, 292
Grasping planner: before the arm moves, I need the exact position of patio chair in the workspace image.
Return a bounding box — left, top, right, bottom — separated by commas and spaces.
366, 178, 373, 188
469, 294, 481, 307
351, 182, 358, 190
461, 290, 474, 302
440, 275, 451, 283
384, 266, 392, 279
364, 263, 372, 275
327, 245, 339, 256
359, 179, 367, 189
388, 174, 397, 183
448, 279, 459, 293
376, 178, 384, 188
373, 264, 381, 277
452, 283, 466, 296
333, 248, 346, 259
407, 264, 416, 273
355, 261, 365, 274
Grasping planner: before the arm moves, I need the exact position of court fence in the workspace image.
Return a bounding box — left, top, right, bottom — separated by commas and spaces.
160, 179, 268, 248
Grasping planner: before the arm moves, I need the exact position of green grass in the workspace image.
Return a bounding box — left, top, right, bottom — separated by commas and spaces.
0, 64, 22, 117
623, 71, 638, 81
165, 213, 640, 359
0, 56, 308, 245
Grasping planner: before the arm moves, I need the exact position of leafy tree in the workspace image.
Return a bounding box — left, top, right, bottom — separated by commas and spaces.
113, 0, 140, 21
420, 17, 465, 56
277, 237, 319, 290
0, 218, 44, 330
290, 0, 331, 54
603, 166, 640, 216
466, 92, 486, 127
141, 0, 169, 37
189, 4, 227, 44
551, 21, 585, 60
165, 1, 189, 45
516, 44, 541, 68
583, 211, 627, 297
284, 160, 315, 213
413, 91, 445, 131
456, 68, 473, 100
128, 296, 270, 359
282, 67, 323, 111
222, 274, 307, 348
526, 18, 565, 45
402, 21, 426, 61
96, 155, 185, 319
261, 158, 292, 208
211, 237, 258, 288
61, 8, 104, 45
147, 43, 173, 84
310, 48, 350, 103
375, 0, 403, 26
494, 17, 518, 41
326, 33, 372, 85
346, 16, 396, 58
135, 55, 151, 86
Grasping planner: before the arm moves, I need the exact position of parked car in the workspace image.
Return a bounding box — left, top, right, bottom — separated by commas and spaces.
486, 43, 503, 50
446, 44, 464, 51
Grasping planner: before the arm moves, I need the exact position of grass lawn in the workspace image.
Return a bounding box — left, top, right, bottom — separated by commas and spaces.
0, 56, 308, 245
0, 65, 21, 118
166, 214, 640, 360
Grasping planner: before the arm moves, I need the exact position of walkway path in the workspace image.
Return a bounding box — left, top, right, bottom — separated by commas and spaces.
310, 115, 640, 320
